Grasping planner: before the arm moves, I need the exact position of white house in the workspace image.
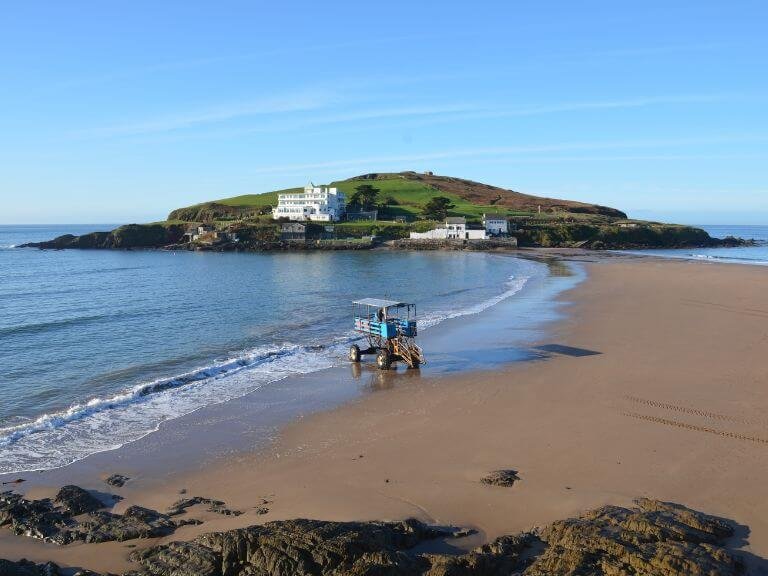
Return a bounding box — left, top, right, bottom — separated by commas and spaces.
445, 217, 466, 239
410, 217, 487, 240
272, 184, 346, 222
483, 213, 509, 236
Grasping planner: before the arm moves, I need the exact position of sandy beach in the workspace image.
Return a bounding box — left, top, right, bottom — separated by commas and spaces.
3, 255, 768, 573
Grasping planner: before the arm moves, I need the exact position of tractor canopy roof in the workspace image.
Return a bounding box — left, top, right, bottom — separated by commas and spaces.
353, 298, 409, 309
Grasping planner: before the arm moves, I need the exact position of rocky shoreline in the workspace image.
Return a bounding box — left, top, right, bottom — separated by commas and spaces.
0, 485, 757, 575
18, 233, 752, 253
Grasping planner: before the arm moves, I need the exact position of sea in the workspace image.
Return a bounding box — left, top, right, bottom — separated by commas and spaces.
3, 224, 765, 476
0, 224, 580, 475
627, 225, 768, 265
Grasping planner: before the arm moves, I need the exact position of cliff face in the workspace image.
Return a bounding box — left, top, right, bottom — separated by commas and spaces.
515, 222, 723, 249
168, 202, 256, 223
21, 224, 187, 250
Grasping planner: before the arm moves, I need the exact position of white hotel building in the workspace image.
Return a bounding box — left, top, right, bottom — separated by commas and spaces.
272, 184, 346, 222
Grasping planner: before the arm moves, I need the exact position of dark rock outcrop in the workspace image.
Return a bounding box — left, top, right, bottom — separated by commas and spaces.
0, 488, 178, 545
66, 506, 178, 544
523, 498, 743, 575
54, 485, 103, 515
20, 224, 187, 250
128, 499, 745, 576
480, 470, 520, 487
0, 559, 61, 576
166, 497, 241, 518
105, 474, 130, 488
130, 518, 460, 576
424, 534, 535, 575
0, 498, 751, 576
0, 491, 71, 541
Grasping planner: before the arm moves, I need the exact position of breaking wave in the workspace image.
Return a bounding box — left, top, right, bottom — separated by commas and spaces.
0, 273, 531, 474
419, 274, 530, 329
686, 253, 768, 265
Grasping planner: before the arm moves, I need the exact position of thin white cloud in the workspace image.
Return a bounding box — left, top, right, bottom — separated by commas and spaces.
294, 94, 734, 137
198, 104, 482, 139
583, 40, 755, 60
245, 134, 768, 175
57, 32, 469, 89
264, 93, 729, 131
70, 91, 337, 138
477, 93, 731, 117
119, 92, 734, 144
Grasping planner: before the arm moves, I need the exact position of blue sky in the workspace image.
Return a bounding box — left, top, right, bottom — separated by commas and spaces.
1, 1, 766, 224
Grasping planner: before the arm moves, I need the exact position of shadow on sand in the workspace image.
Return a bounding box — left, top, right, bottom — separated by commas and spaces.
533, 343, 602, 357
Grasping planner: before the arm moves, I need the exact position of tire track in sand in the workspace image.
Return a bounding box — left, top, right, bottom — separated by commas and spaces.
624, 395, 765, 428
622, 412, 768, 445
680, 299, 768, 319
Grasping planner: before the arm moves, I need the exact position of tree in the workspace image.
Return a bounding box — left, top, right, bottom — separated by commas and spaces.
348, 184, 380, 211
422, 196, 455, 220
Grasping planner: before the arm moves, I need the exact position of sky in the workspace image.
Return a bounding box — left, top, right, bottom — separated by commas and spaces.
1, 1, 766, 224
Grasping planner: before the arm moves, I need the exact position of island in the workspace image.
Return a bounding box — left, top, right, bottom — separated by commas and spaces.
21, 171, 746, 251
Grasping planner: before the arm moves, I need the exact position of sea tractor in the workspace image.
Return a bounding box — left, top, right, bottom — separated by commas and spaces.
348, 298, 425, 370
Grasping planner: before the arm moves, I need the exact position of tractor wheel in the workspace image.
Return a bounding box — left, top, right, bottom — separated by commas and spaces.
408, 359, 420, 369
376, 350, 392, 370
348, 344, 361, 363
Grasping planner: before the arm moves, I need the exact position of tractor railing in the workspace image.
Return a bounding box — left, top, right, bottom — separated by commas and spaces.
354, 317, 417, 339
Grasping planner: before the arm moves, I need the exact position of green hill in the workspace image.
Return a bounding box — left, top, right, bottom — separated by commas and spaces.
24, 171, 745, 251
168, 171, 626, 222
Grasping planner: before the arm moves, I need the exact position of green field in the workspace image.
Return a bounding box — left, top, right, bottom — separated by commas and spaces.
170, 177, 519, 223
330, 178, 499, 220
210, 187, 296, 209
33, 171, 723, 250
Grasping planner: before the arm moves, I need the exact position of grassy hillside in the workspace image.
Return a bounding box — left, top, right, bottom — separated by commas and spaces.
330, 176, 500, 220
167, 172, 627, 223
168, 187, 297, 222
26, 171, 738, 251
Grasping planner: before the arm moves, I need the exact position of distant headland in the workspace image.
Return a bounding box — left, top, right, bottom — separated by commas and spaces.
21, 171, 747, 251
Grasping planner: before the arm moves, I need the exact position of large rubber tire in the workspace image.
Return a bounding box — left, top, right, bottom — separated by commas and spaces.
349, 344, 361, 363
408, 359, 420, 369
376, 350, 392, 370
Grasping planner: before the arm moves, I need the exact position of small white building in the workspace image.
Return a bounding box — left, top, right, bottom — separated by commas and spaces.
483, 213, 509, 236
272, 183, 346, 222
410, 217, 487, 240
446, 217, 466, 239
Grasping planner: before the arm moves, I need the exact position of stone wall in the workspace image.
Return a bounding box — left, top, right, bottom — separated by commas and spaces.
390, 237, 518, 250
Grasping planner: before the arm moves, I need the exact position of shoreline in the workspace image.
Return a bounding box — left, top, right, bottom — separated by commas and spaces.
0, 251, 581, 483
3, 256, 768, 574
163, 257, 768, 559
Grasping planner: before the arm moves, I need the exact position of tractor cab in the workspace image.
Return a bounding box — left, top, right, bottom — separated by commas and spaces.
349, 298, 424, 370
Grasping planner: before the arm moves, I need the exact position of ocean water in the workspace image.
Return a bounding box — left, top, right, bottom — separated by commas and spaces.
0, 224, 565, 474
627, 225, 768, 265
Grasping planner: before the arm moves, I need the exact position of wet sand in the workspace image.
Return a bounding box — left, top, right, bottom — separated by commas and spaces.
3, 257, 768, 573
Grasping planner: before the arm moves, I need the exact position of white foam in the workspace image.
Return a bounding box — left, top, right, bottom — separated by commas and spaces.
419, 274, 530, 329
0, 272, 533, 474
0, 344, 335, 473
